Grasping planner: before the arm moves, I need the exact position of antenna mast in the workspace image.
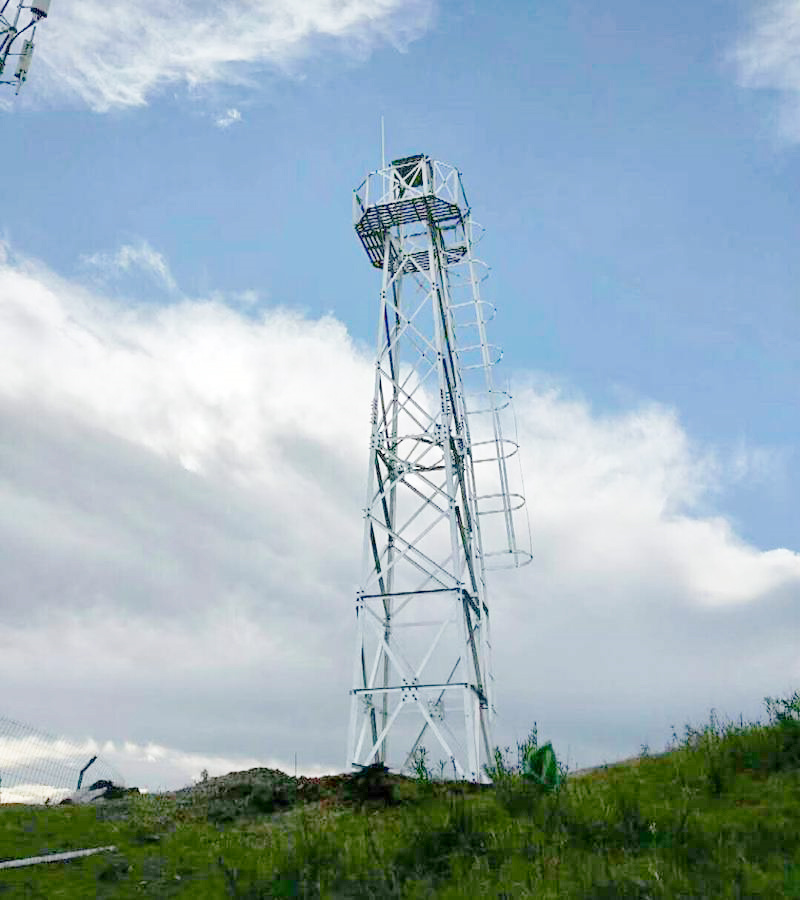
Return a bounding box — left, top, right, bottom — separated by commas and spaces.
347, 154, 532, 782
1, 0, 50, 93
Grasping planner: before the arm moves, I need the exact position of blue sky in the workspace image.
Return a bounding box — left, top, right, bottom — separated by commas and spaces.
1, 0, 799, 793
8, 0, 798, 543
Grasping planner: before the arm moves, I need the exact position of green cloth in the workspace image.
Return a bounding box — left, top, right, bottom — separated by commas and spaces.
522, 742, 562, 791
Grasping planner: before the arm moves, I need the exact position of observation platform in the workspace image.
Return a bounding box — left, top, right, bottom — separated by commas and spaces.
354, 154, 468, 270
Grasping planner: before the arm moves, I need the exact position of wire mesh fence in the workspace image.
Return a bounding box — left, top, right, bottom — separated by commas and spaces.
0, 715, 124, 804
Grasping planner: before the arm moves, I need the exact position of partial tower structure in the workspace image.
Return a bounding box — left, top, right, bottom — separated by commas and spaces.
1, 0, 50, 93
347, 154, 532, 783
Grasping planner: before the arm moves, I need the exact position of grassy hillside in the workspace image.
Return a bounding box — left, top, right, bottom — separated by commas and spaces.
1, 690, 799, 898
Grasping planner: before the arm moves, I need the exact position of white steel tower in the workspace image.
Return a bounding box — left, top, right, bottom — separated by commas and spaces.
347, 154, 531, 783
1, 0, 50, 92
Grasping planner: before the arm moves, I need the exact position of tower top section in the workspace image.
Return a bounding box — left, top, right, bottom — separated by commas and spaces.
353, 154, 470, 269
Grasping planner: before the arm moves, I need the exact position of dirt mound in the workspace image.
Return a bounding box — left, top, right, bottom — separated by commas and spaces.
164, 764, 425, 822
163, 763, 497, 824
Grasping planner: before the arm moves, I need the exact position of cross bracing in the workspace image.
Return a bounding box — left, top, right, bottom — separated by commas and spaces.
347, 154, 531, 783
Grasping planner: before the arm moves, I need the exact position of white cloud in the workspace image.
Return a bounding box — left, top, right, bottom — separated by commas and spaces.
34, 0, 435, 111
510, 384, 798, 607
81, 240, 177, 292
0, 243, 798, 791
215, 107, 243, 129
732, 0, 800, 141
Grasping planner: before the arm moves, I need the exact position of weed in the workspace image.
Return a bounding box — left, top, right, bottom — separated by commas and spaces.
410, 746, 432, 782
484, 744, 513, 781
517, 724, 539, 769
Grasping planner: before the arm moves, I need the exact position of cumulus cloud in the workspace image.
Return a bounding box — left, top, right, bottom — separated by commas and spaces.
0, 242, 798, 790
511, 384, 799, 607
34, 0, 435, 111
732, 0, 800, 140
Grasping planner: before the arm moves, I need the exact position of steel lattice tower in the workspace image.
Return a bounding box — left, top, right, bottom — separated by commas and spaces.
347, 154, 531, 783
1, 0, 50, 93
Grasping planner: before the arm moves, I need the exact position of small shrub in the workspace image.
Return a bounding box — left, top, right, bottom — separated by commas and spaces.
344, 762, 395, 807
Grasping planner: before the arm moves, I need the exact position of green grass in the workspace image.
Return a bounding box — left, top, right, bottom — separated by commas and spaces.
2, 690, 800, 898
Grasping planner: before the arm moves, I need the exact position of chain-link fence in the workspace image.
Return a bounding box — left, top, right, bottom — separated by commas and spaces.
0, 715, 124, 804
